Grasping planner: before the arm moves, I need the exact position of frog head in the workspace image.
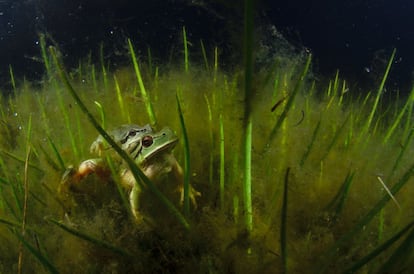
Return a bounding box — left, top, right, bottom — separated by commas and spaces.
90, 124, 152, 157
137, 127, 179, 165
90, 124, 178, 165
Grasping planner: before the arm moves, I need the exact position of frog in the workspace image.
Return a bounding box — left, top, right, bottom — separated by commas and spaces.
59, 124, 200, 225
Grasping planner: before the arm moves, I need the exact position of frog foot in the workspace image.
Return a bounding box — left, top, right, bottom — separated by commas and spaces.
179, 185, 201, 209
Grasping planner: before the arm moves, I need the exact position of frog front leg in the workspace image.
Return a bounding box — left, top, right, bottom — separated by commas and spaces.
60, 159, 109, 189
119, 169, 144, 224
59, 158, 110, 213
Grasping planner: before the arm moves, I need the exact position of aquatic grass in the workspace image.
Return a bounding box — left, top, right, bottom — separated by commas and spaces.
319, 161, 414, 273
100, 43, 108, 90
320, 113, 350, 161
46, 217, 132, 258
200, 40, 209, 71
402, 90, 414, 138
214, 47, 218, 83
343, 220, 414, 273
383, 84, 414, 144
280, 168, 290, 274
267, 54, 312, 146
56, 85, 80, 159
39, 34, 52, 79
36, 93, 51, 136
243, 0, 254, 233
389, 128, 414, 179
13, 230, 59, 274
46, 136, 66, 171
176, 93, 190, 216
50, 46, 190, 230
106, 155, 132, 220
9, 65, 16, 94
325, 171, 355, 224
203, 94, 214, 185
219, 113, 225, 210
18, 130, 32, 274
91, 64, 98, 93
113, 75, 129, 122
362, 48, 396, 136
1, 27, 414, 272
127, 38, 157, 126
380, 223, 414, 272
0, 150, 43, 173
300, 119, 321, 167
94, 101, 106, 129
183, 26, 189, 73
147, 47, 153, 76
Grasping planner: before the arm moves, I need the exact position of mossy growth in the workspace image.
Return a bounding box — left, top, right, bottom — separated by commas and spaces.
0, 36, 414, 274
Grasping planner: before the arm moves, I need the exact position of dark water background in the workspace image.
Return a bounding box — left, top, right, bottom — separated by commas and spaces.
0, 0, 413, 93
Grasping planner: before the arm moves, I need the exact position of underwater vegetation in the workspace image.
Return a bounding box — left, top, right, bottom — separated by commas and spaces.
1, 26, 414, 274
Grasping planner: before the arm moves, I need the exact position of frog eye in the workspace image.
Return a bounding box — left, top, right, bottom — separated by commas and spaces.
142, 135, 153, 147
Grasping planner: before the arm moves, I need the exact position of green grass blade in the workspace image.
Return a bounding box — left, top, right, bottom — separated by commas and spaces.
343, 221, 414, 273
380, 223, 414, 273
243, 0, 254, 234
100, 43, 108, 90
183, 26, 189, 72
37, 144, 60, 171
91, 64, 98, 93
200, 39, 209, 71
214, 47, 218, 84
300, 119, 321, 167
204, 94, 214, 185
13, 230, 59, 274
383, 84, 414, 144
176, 93, 191, 216
46, 136, 66, 171
0, 217, 24, 228
321, 113, 350, 161
114, 74, 129, 122
9, 65, 16, 92
326, 171, 355, 224
50, 46, 190, 230
0, 150, 43, 172
94, 100, 106, 129
219, 113, 225, 210
281, 168, 290, 274
362, 48, 396, 135
39, 33, 52, 78
106, 156, 132, 220
389, 128, 414, 179
319, 161, 414, 273
267, 54, 312, 146
46, 218, 132, 258
147, 46, 153, 76
127, 38, 157, 126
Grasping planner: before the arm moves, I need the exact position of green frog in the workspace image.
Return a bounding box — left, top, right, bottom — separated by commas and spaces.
59, 124, 200, 224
